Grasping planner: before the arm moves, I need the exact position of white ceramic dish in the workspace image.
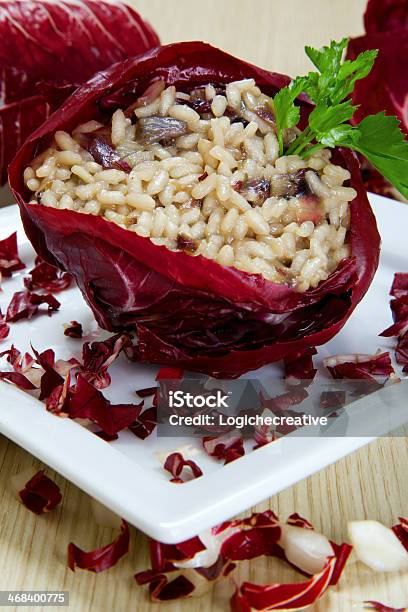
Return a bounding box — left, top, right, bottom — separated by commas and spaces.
0, 194, 406, 543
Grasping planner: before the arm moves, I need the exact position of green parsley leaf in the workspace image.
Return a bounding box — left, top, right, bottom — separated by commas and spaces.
308, 100, 356, 140
317, 124, 359, 148
305, 38, 348, 77
271, 77, 307, 155
338, 113, 408, 199
303, 40, 377, 105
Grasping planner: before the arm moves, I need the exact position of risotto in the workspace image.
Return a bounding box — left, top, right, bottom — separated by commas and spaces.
24, 78, 355, 292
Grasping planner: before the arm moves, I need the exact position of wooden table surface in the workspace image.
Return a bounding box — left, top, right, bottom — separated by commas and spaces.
1, 1, 407, 611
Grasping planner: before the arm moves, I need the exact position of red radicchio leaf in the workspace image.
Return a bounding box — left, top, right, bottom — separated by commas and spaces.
230, 557, 343, 611
135, 386, 157, 398
45, 373, 71, 415
68, 519, 129, 573
364, 602, 407, 612
6, 290, 60, 322
81, 134, 132, 173
286, 513, 314, 529
0, 310, 10, 341
392, 517, 408, 553
156, 367, 184, 380
324, 352, 394, 381
283, 346, 317, 385
9, 42, 380, 378
364, 0, 408, 33
0, 370, 37, 390
390, 274, 408, 298
253, 424, 277, 450
320, 390, 346, 410
129, 406, 157, 440
80, 333, 131, 389
380, 273, 408, 372
69, 375, 143, 436
0, 0, 159, 185
39, 362, 64, 401
0, 231, 25, 277
94, 431, 119, 442
24, 258, 72, 293
18, 469, 62, 514
347, 2, 408, 200
64, 320, 83, 339
0, 344, 38, 389
253, 387, 309, 445
202, 431, 245, 464
163, 452, 203, 483
395, 334, 408, 373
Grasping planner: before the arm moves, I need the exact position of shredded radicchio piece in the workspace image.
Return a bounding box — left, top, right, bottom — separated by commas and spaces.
0, 310, 10, 341
5, 290, 60, 322
81, 134, 131, 172
202, 431, 245, 464
125, 80, 166, 116
284, 346, 317, 385
179, 97, 211, 115
233, 178, 270, 206
34, 348, 66, 401
176, 234, 198, 252
0, 370, 37, 390
129, 406, 157, 440
24, 257, 72, 293
94, 431, 119, 442
135, 386, 157, 398
0, 231, 25, 278
137, 116, 189, 145
392, 517, 408, 553
64, 320, 83, 338
136, 510, 351, 605
46, 373, 71, 415
163, 452, 203, 483
320, 390, 346, 411
156, 367, 184, 380
18, 470, 62, 515
390, 273, 408, 298
364, 602, 407, 612
69, 375, 143, 436
380, 273, 408, 373
80, 333, 132, 389
324, 351, 395, 382
68, 520, 129, 573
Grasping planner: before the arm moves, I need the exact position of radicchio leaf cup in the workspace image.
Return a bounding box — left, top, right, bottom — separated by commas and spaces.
9, 42, 381, 378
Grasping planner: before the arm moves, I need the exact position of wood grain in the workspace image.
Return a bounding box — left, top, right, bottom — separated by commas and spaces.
1, 1, 407, 611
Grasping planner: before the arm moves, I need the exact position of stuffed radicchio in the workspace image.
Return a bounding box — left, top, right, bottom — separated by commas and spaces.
9, 42, 380, 378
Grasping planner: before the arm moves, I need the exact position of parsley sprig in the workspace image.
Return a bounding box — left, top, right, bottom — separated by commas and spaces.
271, 38, 408, 198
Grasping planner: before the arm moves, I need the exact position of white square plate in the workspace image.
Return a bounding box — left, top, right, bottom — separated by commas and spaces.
0, 194, 406, 543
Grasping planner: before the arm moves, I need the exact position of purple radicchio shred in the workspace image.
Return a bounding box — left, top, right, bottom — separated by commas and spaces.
81, 134, 131, 172
176, 234, 198, 253
136, 116, 189, 144
233, 178, 271, 206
